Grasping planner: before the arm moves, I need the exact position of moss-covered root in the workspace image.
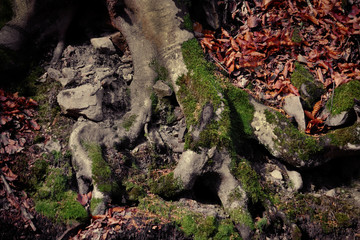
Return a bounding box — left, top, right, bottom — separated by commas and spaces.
251, 100, 323, 167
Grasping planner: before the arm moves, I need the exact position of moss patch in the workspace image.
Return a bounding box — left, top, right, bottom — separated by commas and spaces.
291, 27, 302, 43
266, 109, 323, 162
178, 38, 222, 127
291, 62, 324, 107
228, 207, 254, 230
327, 123, 360, 147
327, 80, 360, 114
34, 167, 88, 224
139, 195, 240, 239
122, 114, 137, 131
232, 160, 267, 203
84, 142, 120, 195
276, 193, 359, 235
149, 172, 183, 199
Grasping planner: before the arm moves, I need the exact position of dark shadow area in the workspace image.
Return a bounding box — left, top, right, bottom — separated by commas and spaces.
192, 172, 222, 205
301, 155, 360, 191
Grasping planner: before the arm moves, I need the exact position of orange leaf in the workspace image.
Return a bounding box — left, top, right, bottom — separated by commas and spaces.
230, 38, 239, 51
304, 110, 315, 120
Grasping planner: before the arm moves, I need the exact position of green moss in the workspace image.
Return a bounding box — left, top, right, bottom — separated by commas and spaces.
291, 27, 302, 43
225, 85, 254, 136
214, 219, 240, 240
277, 193, 358, 234
291, 62, 324, 107
150, 172, 183, 199
34, 167, 88, 223
178, 39, 222, 127
84, 142, 120, 195
267, 109, 323, 161
90, 198, 102, 213
229, 207, 254, 230
139, 195, 240, 239
181, 215, 197, 236
232, 160, 267, 203
327, 80, 360, 114
150, 93, 159, 113
150, 59, 169, 82
195, 216, 217, 240
255, 217, 268, 233
36, 191, 88, 223
291, 62, 314, 90
122, 114, 137, 131
44, 168, 68, 201
183, 13, 193, 31
35, 200, 58, 220
327, 123, 360, 147
124, 181, 146, 202
57, 191, 88, 223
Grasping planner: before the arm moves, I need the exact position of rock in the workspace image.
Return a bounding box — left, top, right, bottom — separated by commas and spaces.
270, 170, 283, 180
47, 68, 62, 81
69, 119, 104, 199
62, 67, 76, 79
94, 67, 113, 82
283, 96, 306, 131
57, 83, 104, 121
58, 67, 76, 87
153, 80, 173, 98
122, 67, 133, 83
174, 149, 247, 210
80, 65, 95, 79
90, 36, 116, 54
174, 150, 207, 190
44, 140, 61, 153
325, 189, 336, 197
287, 170, 303, 191
325, 109, 356, 127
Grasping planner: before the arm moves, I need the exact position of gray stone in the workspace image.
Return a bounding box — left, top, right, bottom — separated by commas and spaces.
287, 170, 303, 192
62, 67, 76, 79
59, 68, 76, 87
174, 150, 207, 190
153, 80, 173, 98
270, 170, 283, 180
94, 67, 113, 82
174, 149, 247, 210
90, 36, 116, 54
325, 109, 355, 127
325, 189, 336, 197
47, 68, 62, 81
283, 96, 306, 131
57, 83, 104, 121
44, 140, 61, 153
69, 119, 104, 199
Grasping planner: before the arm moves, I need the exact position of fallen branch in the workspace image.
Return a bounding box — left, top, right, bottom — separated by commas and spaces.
0, 169, 36, 231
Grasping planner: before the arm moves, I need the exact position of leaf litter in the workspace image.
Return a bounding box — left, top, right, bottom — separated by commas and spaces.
195, 0, 360, 134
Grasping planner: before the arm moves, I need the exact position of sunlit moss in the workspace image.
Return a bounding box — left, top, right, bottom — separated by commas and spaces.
84, 142, 120, 194
327, 80, 360, 115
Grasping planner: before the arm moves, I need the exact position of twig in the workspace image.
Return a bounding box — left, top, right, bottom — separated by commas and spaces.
329, 80, 335, 114
0, 170, 36, 231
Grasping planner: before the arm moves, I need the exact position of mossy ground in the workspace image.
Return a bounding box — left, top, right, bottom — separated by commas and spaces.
327, 122, 360, 147
276, 192, 359, 236
84, 142, 121, 195
290, 62, 324, 107
179, 38, 254, 152
139, 194, 241, 240
327, 80, 360, 114
265, 109, 323, 162
30, 153, 88, 224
